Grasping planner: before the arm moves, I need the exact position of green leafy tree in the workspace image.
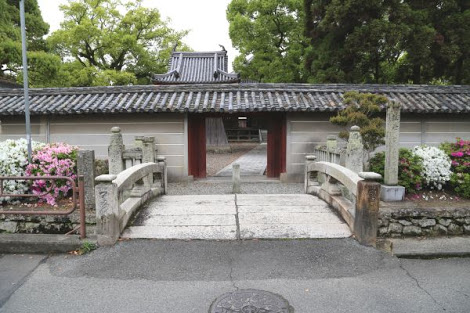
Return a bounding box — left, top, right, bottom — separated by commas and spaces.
48, 0, 189, 86
227, 0, 307, 83
0, 0, 59, 86
330, 91, 386, 153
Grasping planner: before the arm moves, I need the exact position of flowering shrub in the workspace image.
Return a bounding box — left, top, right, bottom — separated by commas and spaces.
412, 146, 452, 190
0, 139, 44, 200
369, 148, 424, 194
441, 139, 470, 198
25, 143, 78, 205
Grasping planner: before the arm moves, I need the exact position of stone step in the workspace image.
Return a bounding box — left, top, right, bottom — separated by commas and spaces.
146, 204, 236, 216
237, 205, 331, 213
143, 214, 236, 226
239, 224, 352, 239
122, 225, 237, 240
238, 212, 345, 225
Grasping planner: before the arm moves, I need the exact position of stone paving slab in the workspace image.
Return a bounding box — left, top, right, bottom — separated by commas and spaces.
143, 214, 236, 226
238, 212, 346, 224
146, 205, 236, 216
237, 205, 331, 213
123, 225, 237, 240
239, 224, 352, 239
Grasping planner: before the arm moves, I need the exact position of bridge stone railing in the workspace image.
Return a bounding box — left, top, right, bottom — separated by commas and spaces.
305, 126, 381, 246
313, 135, 345, 166
95, 160, 167, 245
305, 158, 381, 246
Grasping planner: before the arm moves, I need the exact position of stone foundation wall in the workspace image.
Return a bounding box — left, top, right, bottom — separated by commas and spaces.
378, 205, 470, 238
0, 211, 96, 236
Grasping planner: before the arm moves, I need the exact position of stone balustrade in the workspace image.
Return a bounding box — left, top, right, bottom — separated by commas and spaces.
305, 156, 382, 246
313, 135, 345, 166
95, 160, 167, 245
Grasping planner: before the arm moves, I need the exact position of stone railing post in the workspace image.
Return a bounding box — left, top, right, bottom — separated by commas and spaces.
304, 155, 317, 193
142, 137, 156, 163
354, 172, 382, 247
232, 163, 241, 194
95, 174, 119, 245
108, 127, 125, 175
157, 156, 167, 194
77, 150, 95, 209
345, 126, 364, 173
326, 135, 337, 163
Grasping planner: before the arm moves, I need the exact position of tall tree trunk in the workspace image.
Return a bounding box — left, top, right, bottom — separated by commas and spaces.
412, 64, 421, 84
206, 117, 229, 147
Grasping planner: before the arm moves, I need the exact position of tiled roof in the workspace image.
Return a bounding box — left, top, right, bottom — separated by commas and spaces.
0, 83, 468, 116
152, 50, 240, 84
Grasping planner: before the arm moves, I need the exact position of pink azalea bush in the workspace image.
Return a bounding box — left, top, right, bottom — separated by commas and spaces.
25, 143, 78, 205
441, 138, 470, 198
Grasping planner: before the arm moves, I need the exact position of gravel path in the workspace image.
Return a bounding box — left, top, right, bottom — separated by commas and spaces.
167, 181, 303, 195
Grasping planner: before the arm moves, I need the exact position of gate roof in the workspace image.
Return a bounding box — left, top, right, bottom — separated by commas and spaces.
0, 83, 468, 116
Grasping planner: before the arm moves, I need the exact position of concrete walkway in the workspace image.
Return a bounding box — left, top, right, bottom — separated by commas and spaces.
216, 144, 267, 176
122, 194, 352, 240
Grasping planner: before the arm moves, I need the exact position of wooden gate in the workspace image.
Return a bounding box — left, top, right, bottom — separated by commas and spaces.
188, 113, 286, 179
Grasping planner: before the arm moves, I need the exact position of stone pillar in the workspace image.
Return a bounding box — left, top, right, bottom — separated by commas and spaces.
384, 102, 401, 185
345, 126, 364, 173
142, 137, 156, 163
304, 155, 317, 194
326, 135, 337, 152
95, 174, 119, 246
108, 127, 125, 175
77, 150, 95, 209
157, 156, 167, 194
354, 172, 382, 247
232, 163, 241, 194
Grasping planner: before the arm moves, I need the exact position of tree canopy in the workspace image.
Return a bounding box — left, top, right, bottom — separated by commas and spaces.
47, 0, 189, 86
228, 0, 470, 85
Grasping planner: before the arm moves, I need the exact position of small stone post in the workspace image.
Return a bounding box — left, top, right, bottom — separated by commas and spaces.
108, 127, 125, 175
142, 137, 156, 163
354, 172, 382, 247
326, 135, 337, 163
232, 163, 241, 194
77, 150, 95, 209
345, 126, 364, 173
304, 155, 317, 194
384, 102, 401, 185
157, 156, 167, 194
95, 174, 119, 246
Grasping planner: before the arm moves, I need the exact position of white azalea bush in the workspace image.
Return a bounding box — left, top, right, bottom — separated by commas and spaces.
412, 145, 452, 190
0, 139, 44, 200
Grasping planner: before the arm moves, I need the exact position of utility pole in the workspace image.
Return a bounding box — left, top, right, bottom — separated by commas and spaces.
20, 0, 32, 161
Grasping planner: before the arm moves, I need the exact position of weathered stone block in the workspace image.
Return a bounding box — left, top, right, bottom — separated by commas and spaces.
78, 150, 96, 209
384, 102, 401, 185
345, 126, 363, 173
398, 219, 412, 226
389, 223, 403, 233
433, 224, 448, 235
464, 225, 470, 235
465, 217, 470, 225
0, 221, 17, 233
417, 218, 436, 228
438, 218, 452, 227
380, 185, 405, 201
448, 223, 463, 235
403, 226, 422, 236
378, 219, 389, 227
379, 227, 389, 236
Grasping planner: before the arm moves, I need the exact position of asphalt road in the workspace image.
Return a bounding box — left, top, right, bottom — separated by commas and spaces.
1, 239, 469, 313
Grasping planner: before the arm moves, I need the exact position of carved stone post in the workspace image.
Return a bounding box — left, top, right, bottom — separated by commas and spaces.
384, 102, 401, 185
345, 126, 364, 173
354, 172, 382, 247
108, 127, 124, 175
157, 156, 167, 194
95, 174, 119, 246
142, 137, 156, 163
326, 135, 337, 163
77, 150, 95, 209
381, 102, 405, 201
232, 163, 241, 194
304, 155, 317, 194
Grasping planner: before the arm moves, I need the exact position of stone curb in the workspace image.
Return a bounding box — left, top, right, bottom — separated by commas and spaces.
0, 234, 96, 254
378, 236, 470, 259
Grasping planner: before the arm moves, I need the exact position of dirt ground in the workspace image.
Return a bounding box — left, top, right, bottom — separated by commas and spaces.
206, 142, 259, 176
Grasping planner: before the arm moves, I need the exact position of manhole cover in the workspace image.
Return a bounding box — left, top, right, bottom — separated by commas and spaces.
210, 289, 292, 313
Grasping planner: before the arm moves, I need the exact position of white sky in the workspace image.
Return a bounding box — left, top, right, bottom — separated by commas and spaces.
36, 0, 237, 71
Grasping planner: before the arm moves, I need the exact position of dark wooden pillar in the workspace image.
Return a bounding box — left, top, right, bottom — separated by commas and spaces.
188, 115, 206, 178
266, 114, 286, 178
